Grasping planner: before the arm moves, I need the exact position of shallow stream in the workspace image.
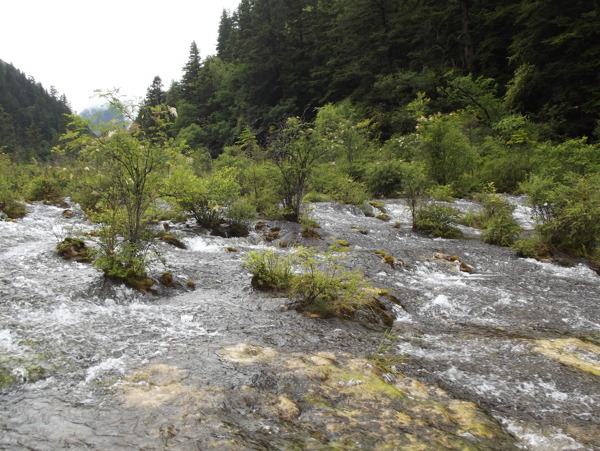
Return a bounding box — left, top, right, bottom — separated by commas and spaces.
0, 200, 598, 449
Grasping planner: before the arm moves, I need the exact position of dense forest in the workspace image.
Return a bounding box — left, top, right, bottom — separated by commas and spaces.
0, 59, 71, 160
157, 0, 600, 153
1, 0, 599, 288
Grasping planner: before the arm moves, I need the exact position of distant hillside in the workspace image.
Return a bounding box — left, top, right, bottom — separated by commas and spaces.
79, 106, 127, 133
0, 59, 72, 160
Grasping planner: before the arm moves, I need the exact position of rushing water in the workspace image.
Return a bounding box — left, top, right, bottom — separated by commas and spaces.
0, 200, 598, 450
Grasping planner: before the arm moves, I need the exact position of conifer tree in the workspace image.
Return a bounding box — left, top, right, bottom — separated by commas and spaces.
181, 41, 202, 104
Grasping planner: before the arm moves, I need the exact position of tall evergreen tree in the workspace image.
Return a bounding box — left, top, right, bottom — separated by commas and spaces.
181, 41, 202, 104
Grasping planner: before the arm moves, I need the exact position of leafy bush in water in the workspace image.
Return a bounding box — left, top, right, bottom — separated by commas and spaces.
521, 173, 600, 256
242, 249, 294, 291
426, 184, 455, 202
413, 203, 462, 238
242, 247, 379, 319
479, 192, 521, 246
308, 162, 369, 205
290, 247, 376, 318
0, 154, 26, 218
482, 213, 521, 247
511, 234, 550, 259
26, 173, 65, 204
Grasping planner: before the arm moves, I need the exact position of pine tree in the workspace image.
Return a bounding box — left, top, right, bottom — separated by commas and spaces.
181, 41, 202, 104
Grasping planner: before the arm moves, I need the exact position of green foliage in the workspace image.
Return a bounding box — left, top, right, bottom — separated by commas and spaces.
290, 247, 374, 318
225, 198, 256, 236
268, 117, 330, 222
439, 75, 505, 125
58, 92, 181, 282
521, 173, 600, 256
533, 138, 600, 183
426, 184, 454, 202
364, 159, 406, 197
413, 203, 463, 238
308, 162, 369, 205
26, 173, 65, 204
0, 154, 27, 218
243, 246, 381, 320
482, 212, 521, 247
169, 165, 243, 229
242, 249, 294, 291
416, 112, 476, 190
397, 161, 430, 223
459, 189, 521, 247
93, 242, 151, 288
313, 101, 372, 164
511, 234, 549, 260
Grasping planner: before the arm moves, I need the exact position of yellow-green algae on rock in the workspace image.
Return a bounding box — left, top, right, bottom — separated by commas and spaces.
219, 343, 516, 449
114, 345, 517, 449
532, 338, 600, 377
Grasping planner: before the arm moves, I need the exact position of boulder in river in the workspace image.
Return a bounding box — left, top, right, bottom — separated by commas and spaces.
56, 237, 92, 263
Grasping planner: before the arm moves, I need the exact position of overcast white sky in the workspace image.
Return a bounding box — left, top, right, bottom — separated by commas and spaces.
1, 0, 242, 113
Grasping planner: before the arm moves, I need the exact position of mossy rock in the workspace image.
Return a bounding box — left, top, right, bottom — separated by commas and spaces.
301, 227, 321, 239
56, 237, 92, 263
376, 214, 391, 221
264, 230, 280, 242
159, 272, 174, 288
0, 367, 15, 388
126, 276, 155, 293
1, 201, 27, 219
369, 201, 387, 213
375, 250, 395, 268
186, 280, 196, 290
159, 234, 187, 249
334, 239, 350, 247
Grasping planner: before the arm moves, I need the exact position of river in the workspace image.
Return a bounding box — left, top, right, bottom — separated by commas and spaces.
0, 199, 598, 449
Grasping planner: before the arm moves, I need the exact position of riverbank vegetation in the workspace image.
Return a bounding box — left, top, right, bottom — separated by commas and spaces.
2, 0, 600, 281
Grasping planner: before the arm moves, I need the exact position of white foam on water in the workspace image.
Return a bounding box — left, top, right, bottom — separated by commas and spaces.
500, 418, 587, 450
185, 236, 225, 252
83, 357, 127, 384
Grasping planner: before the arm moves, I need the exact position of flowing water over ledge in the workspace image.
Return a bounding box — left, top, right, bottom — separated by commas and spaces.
0, 200, 598, 450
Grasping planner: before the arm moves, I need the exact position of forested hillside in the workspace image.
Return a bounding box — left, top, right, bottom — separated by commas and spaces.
158, 0, 600, 154
0, 60, 72, 160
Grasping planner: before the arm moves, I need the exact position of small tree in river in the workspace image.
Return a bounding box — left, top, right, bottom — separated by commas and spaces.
268, 117, 328, 222
59, 92, 181, 285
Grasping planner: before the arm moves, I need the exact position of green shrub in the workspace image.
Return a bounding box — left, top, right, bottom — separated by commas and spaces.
521, 173, 600, 256
363, 159, 405, 197
459, 210, 487, 229
224, 199, 256, 236
291, 247, 375, 318
309, 163, 370, 204
413, 203, 462, 238
479, 192, 521, 247
242, 249, 294, 291
426, 184, 455, 202
93, 243, 153, 291
27, 176, 60, 202
482, 214, 521, 246
511, 235, 550, 259
0, 154, 27, 218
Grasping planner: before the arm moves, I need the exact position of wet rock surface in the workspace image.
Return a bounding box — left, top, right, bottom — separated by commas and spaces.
0, 200, 598, 450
